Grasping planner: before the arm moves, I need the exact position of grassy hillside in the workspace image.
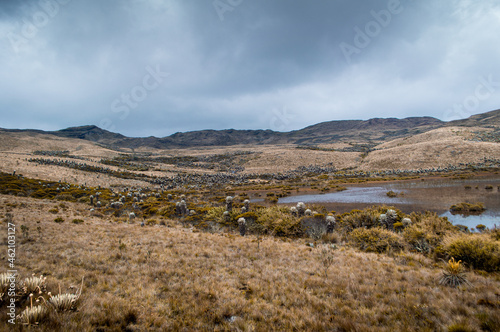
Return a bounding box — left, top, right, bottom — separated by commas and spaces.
363, 127, 500, 170
1, 195, 499, 331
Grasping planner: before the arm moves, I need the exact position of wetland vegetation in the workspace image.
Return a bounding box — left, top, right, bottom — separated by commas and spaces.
1, 161, 499, 330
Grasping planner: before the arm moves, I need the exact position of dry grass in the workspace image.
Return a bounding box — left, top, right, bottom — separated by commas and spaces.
2, 126, 499, 192
1, 195, 499, 331
363, 127, 500, 170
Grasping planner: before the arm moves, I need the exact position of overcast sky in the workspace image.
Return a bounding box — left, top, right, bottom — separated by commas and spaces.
1, 0, 500, 137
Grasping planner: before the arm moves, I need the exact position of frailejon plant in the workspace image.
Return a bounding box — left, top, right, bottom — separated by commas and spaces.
326, 215, 336, 233
439, 258, 470, 288
226, 196, 233, 212
21, 274, 47, 295
17, 294, 48, 326
48, 277, 83, 312
0, 272, 17, 299
238, 217, 246, 236
296, 202, 306, 217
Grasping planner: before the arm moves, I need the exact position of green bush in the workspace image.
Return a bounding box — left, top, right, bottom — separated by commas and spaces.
146, 219, 157, 226
442, 233, 500, 272
339, 209, 380, 231
338, 206, 403, 232
475, 224, 486, 232
256, 206, 303, 237
349, 227, 404, 253
403, 212, 457, 254
386, 190, 397, 198
393, 222, 404, 232
72, 219, 84, 224
450, 202, 485, 214
490, 228, 500, 241
158, 203, 176, 218
236, 211, 258, 222
54, 217, 65, 223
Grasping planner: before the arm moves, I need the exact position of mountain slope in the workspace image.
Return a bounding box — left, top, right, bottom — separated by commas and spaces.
286, 116, 443, 144
446, 109, 500, 127
1, 109, 498, 149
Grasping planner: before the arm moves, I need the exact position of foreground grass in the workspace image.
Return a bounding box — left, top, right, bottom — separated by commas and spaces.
1, 196, 500, 331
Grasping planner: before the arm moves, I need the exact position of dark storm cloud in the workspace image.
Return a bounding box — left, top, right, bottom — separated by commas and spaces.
1, 0, 499, 137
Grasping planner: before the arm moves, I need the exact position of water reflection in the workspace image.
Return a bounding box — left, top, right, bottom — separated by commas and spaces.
440, 211, 499, 230
278, 177, 500, 229
279, 187, 406, 204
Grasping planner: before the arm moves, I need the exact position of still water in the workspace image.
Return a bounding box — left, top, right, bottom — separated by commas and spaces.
278, 177, 500, 230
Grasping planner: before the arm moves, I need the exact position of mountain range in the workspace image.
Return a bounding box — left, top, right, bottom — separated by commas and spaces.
2, 109, 499, 150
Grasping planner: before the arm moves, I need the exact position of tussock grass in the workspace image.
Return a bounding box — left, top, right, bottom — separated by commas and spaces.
1, 195, 500, 331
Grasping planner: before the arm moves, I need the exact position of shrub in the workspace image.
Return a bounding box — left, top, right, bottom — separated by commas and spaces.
339, 209, 381, 231
490, 228, 500, 241
146, 219, 157, 226
454, 224, 470, 233
403, 212, 457, 254
442, 233, 500, 272
393, 222, 404, 232
55, 194, 74, 201
301, 215, 328, 240
450, 202, 486, 214
205, 206, 239, 226
447, 322, 474, 332
54, 217, 65, 223
48, 207, 59, 214
386, 190, 397, 198
158, 203, 176, 218
349, 227, 404, 253
72, 219, 84, 224
475, 224, 486, 232
257, 206, 303, 237
317, 245, 336, 279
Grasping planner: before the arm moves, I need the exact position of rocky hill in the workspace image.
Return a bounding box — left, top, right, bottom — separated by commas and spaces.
1, 109, 499, 149
446, 109, 500, 128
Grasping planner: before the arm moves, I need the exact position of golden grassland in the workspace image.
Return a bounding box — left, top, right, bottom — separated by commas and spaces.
1, 195, 499, 331
1, 126, 500, 191
363, 127, 500, 170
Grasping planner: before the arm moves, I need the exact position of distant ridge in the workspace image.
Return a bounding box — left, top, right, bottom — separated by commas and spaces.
446, 109, 500, 127
1, 109, 499, 149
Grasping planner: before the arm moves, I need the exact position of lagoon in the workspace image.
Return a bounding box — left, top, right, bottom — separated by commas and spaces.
278, 177, 500, 229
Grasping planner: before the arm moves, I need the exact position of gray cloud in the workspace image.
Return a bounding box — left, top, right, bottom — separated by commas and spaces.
1, 0, 499, 137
